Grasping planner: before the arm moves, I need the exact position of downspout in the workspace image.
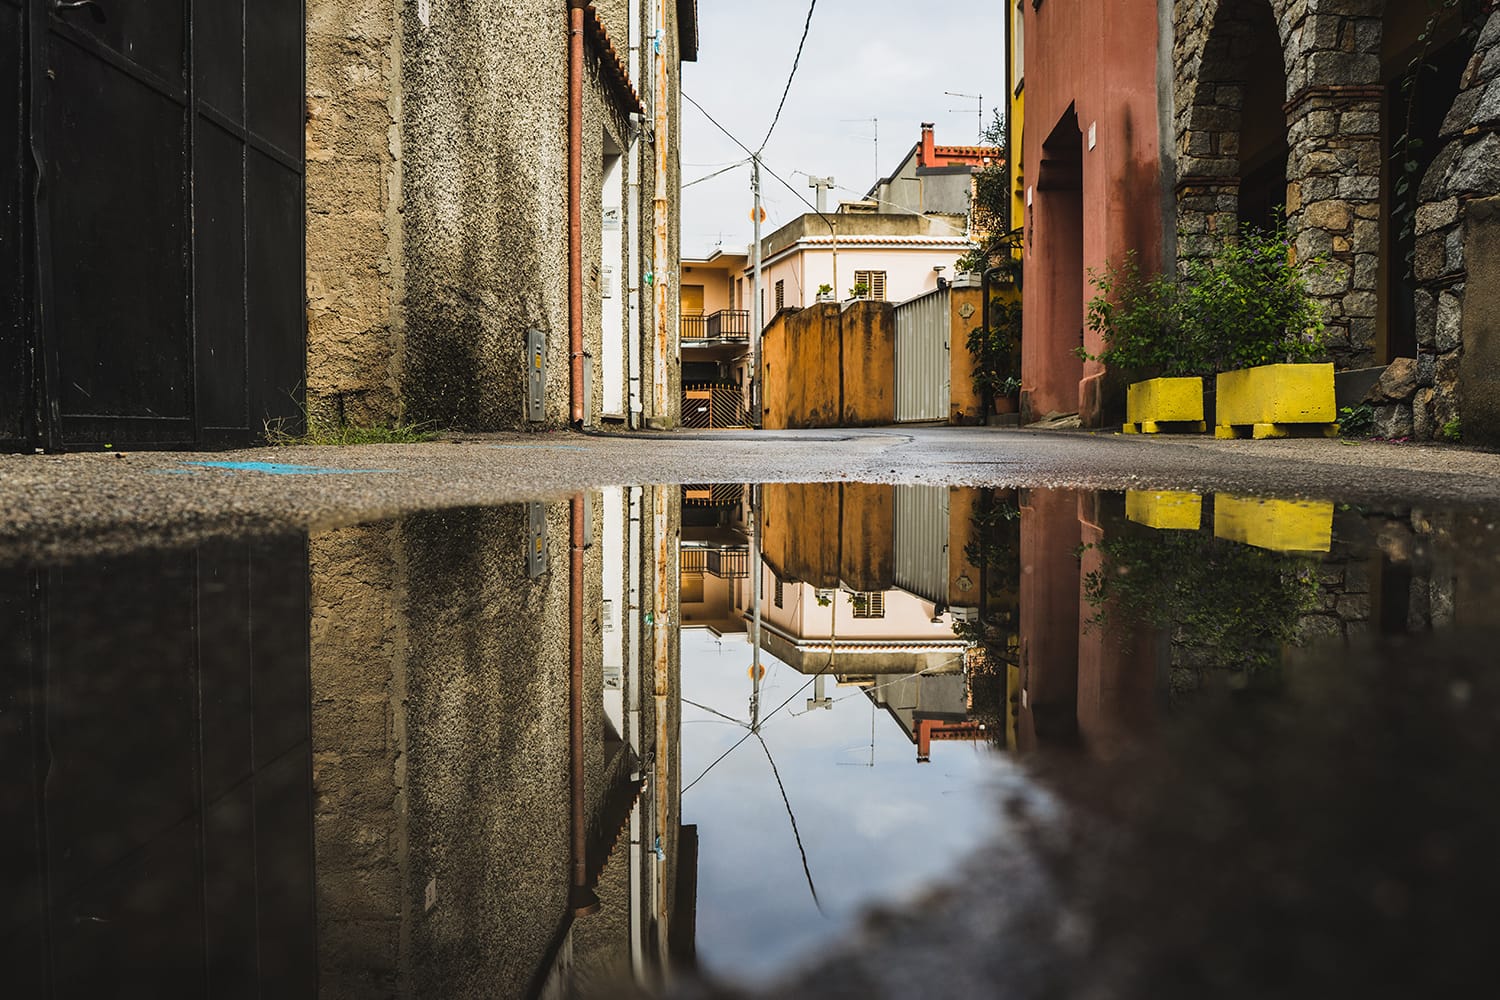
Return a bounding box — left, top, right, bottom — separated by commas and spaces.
628, 0, 644, 426
568, 0, 587, 427
652, 0, 670, 422
570, 494, 600, 916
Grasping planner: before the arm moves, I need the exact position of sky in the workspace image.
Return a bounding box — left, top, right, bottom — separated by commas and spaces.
680, 1, 1007, 261
678, 627, 1009, 986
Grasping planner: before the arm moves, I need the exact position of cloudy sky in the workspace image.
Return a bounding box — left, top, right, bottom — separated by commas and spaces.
680, 1, 1007, 260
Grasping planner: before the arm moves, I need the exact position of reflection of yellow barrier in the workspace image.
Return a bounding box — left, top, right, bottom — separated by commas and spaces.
1125, 490, 1203, 530
1123, 377, 1206, 434
1214, 495, 1334, 553
1215, 363, 1338, 439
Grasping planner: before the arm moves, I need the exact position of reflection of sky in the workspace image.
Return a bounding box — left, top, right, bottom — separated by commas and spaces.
680, 627, 1008, 987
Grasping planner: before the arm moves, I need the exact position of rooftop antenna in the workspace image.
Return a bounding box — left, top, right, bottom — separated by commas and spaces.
840, 116, 878, 182
945, 91, 983, 141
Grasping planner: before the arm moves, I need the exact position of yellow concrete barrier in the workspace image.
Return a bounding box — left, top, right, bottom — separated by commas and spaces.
1213, 494, 1334, 553
1123, 376, 1206, 434
1214, 363, 1338, 439
1125, 490, 1203, 530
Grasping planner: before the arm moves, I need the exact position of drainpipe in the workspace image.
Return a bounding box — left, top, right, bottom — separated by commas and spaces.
981, 265, 1002, 421
570, 494, 600, 916
568, 0, 587, 427
652, 0, 670, 421
627, 0, 644, 426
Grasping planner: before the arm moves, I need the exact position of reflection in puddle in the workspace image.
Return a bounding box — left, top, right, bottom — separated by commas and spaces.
2, 485, 1498, 996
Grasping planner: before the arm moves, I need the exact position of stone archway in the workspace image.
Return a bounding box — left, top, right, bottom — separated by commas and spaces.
1411, 10, 1500, 443
1175, 0, 1389, 369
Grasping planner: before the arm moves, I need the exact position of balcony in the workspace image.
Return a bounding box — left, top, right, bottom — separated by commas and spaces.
681, 309, 750, 344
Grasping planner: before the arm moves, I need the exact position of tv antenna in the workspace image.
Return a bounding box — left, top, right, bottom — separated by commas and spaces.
945, 91, 984, 141
841, 116, 879, 181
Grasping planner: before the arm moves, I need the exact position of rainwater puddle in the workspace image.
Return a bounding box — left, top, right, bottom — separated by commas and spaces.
3, 484, 1499, 997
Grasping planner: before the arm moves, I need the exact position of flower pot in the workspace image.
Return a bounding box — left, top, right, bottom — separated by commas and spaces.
1214, 363, 1337, 439
993, 395, 1018, 415
1123, 376, 1206, 434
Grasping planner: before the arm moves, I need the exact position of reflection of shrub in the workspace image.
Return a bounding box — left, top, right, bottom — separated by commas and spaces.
1083, 528, 1321, 698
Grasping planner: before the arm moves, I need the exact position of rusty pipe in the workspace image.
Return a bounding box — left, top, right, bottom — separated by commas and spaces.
568, 0, 586, 427
570, 493, 599, 916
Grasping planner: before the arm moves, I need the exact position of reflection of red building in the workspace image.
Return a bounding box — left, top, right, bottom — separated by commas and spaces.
915, 719, 987, 763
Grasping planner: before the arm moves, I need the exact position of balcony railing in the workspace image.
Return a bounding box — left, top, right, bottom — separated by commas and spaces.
679, 545, 750, 579
682, 309, 750, 343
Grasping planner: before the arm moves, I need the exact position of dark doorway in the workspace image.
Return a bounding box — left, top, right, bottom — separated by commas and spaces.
1235, 2, 1288, 232
1, 1, 305, 451
1383, 24, 1472, 361
1028, 106, 1085, 422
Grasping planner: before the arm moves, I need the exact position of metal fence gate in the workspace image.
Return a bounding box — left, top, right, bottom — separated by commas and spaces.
894, 287, 951, 423
2, 0, 305, 451
682, 383, 750, 429
893, 484, 951, 605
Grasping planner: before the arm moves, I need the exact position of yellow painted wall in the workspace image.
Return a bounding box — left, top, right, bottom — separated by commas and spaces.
841, 300, 897, 426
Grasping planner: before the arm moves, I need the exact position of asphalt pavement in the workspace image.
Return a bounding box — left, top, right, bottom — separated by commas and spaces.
4, 424, 1500, 563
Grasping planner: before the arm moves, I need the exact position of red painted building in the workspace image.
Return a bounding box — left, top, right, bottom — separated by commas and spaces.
1018, 0, 1167, 426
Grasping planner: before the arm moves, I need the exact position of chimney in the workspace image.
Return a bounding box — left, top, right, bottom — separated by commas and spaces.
920, 122, 936, 167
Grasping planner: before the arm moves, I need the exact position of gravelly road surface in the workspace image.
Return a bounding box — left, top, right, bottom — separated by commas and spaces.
3, 425, 1499, 562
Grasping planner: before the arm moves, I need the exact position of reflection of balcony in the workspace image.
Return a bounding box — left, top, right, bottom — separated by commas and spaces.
680, 544, 749, 579
681, 309, 750, 344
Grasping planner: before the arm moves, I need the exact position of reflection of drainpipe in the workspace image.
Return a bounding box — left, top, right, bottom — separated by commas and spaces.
568, 0, 586, 427
570, 494, 600, 915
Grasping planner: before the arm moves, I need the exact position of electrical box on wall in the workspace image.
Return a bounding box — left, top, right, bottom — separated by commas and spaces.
527, 328, 546, 422
527, 502, 548, 578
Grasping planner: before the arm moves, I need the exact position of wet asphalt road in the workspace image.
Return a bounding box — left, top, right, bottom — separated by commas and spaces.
3, 425, 1500, 562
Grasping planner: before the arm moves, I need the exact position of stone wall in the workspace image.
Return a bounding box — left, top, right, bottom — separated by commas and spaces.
1414, 12, 1500, 445
307, 2, 404, 426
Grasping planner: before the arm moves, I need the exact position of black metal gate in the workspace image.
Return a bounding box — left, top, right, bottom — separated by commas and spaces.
1, 0, 304, 451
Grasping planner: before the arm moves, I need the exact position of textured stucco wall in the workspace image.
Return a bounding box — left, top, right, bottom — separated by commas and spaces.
306, 0, 685, 431
840, 300, 897, 426
306, 1, 404, 425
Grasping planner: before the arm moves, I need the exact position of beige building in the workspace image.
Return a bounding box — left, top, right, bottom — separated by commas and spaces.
306, 1, 697, 431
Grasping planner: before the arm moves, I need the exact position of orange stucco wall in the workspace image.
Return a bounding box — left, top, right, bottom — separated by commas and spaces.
1021, 0, 1164, 427
840, 301, 896, 426
759, 301, 898, 429
761, 482, 896, 594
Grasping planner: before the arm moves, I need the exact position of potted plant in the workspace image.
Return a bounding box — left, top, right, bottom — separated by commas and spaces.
1083, 226, 1328, 437
967, 297, 1023, 416
848, 281, 870, 300
816, 283, 836, 303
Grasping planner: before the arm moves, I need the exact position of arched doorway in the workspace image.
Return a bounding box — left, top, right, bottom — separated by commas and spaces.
1176, 0, 1288, 257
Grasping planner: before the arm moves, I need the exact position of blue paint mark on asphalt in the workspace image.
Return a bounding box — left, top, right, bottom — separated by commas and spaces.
179, 461, 395, 476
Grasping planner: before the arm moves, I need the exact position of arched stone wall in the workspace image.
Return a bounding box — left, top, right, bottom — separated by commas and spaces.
1411, 10, 1500, 441
1175, 0, 1387, 368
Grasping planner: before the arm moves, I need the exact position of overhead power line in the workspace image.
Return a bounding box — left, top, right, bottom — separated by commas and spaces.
683, 91, 828, 222
758, 0, 819, 154
683, 158, 751, 190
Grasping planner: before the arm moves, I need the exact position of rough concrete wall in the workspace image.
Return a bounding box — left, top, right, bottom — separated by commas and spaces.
398, 2, 570, 429
840, 300, 896, 426
787, 303, 842, 428
761, 483, 841, 587
840, 483, 896, 593
759, 310, 794, 429
306, 1, 403, 425
310, 524, 409, 999
949, 286, 985, 423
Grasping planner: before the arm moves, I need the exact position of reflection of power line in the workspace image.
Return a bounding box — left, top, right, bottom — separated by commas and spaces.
682, 663, 832, 794
755, 732, 823, 915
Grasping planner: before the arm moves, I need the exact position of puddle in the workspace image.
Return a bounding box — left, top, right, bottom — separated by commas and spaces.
3, 484, 1499, 996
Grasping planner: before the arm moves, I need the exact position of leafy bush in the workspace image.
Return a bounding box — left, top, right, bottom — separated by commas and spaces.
1339, 403, 1375, 438
1083, 227, 1327, 379
967, 296, 1023, 400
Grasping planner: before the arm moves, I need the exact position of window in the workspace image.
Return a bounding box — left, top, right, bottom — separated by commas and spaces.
851, 592, 885, 619
1014, 1, 1025, 90
853, 270, 886, 301
774, 279, 785, 312
774, 579, 784, 608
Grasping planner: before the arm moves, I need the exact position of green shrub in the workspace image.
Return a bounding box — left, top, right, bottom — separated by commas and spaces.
967, 296, 1023, 400
1339, 403, 1375, 438
1441, 418, 1462, 443
1083, 226, 1327, 379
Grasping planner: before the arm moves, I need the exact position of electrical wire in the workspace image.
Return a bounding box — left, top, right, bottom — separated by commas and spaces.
755, 731, 824, 913
681, 662, 833, 794
757, 0, 819, 154
683, 158, 751, 190
683, 91, 829, 222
